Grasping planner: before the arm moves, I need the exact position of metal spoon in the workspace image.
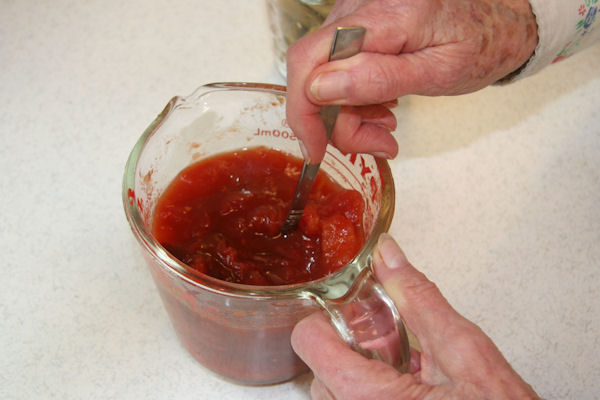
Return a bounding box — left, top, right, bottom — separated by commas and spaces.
281, 26, 366, 234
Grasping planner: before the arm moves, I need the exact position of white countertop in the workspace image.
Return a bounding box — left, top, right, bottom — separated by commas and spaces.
1, 1, 599, 399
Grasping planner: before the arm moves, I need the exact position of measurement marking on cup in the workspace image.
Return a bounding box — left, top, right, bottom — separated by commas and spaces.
253, 127, 297, 141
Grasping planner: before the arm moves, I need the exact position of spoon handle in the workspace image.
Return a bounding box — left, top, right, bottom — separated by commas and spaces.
281, 26, 366, 234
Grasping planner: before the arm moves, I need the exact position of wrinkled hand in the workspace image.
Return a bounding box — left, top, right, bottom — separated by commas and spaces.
291, 234, 541, 400
286, 0, 538, 162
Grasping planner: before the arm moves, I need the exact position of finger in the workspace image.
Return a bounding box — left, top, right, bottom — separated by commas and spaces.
372, 234, 519, 387
350, 104, 397, 130
291, 312, 417, 400
286, 23, 348, 163
372, 234, 469, 348
331, 105, 398, 158
371, 236, 543, 400
382, 98, 399, 108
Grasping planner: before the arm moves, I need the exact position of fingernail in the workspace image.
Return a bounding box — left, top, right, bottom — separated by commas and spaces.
377, 233, 408, 269
310, 70, 351, 101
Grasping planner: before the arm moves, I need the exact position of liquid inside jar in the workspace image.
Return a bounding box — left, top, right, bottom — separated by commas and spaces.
152, 146, 365, 285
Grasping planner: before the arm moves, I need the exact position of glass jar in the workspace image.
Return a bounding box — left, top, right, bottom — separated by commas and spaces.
266, 0, 334, 77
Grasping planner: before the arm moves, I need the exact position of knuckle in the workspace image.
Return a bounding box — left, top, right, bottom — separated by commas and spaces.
404, 273, 440, 300
364, 61, 398, 103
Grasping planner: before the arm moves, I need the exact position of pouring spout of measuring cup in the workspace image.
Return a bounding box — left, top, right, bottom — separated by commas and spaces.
281, 26, 366, 234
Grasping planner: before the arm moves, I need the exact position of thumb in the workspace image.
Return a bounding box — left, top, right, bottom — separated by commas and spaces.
372, 234, 467, 350
306, 51, 452, 106
372, 234, 542, 397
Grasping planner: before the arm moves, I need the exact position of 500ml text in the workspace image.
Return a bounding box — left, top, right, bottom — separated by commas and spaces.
254, 127, 296, 141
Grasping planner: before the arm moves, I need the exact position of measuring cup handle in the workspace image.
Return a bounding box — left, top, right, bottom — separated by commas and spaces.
311, 266, 411, 372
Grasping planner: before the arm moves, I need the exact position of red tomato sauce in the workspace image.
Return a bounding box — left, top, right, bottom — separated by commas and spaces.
152, 147, 365, 285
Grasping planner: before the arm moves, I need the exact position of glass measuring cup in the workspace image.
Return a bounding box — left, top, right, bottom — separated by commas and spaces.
122, 82, 410, 385
266, 0, 334, 77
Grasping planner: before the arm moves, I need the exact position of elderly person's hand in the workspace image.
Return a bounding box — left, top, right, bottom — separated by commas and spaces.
286, 0, 538, 162
291, 234, 541, 400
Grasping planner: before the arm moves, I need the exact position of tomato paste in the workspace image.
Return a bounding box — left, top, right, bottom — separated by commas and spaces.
152, 147, 365, 285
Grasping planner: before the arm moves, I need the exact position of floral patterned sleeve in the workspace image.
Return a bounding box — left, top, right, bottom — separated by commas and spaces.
510, 0, 600, 80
